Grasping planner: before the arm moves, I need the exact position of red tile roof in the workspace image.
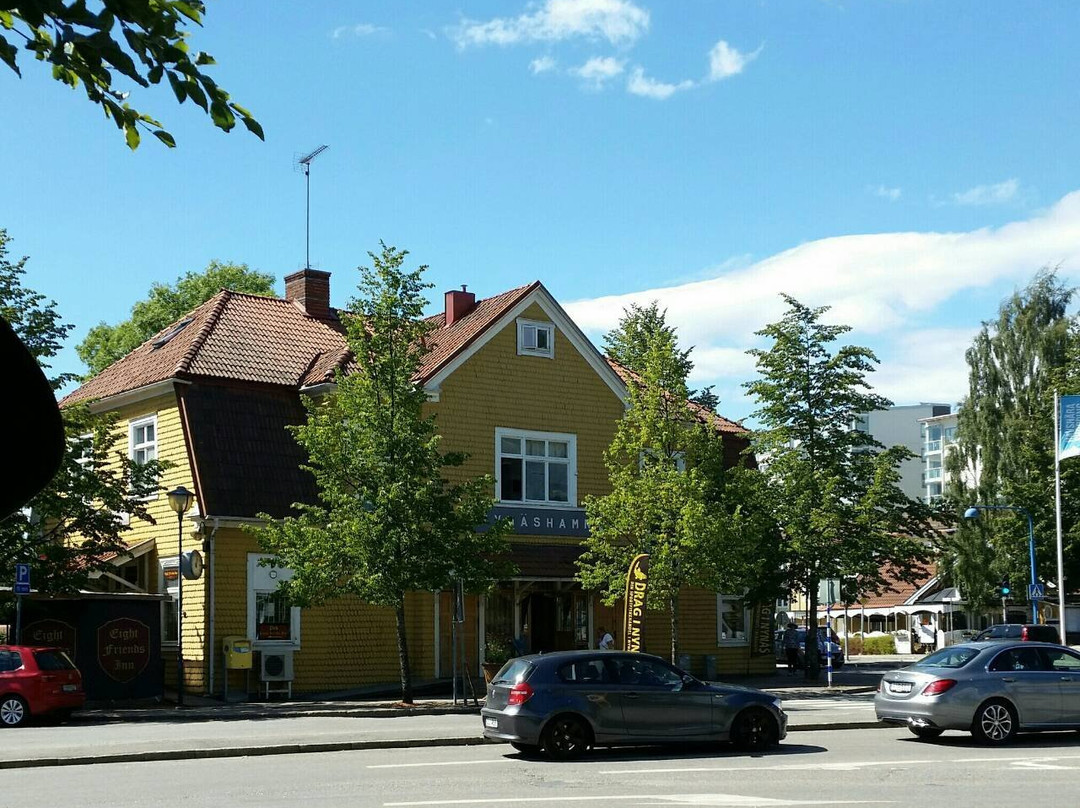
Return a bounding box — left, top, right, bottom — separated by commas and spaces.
62, 285, 536, 405
62, 280, 745, 448
820, 564, 938, 610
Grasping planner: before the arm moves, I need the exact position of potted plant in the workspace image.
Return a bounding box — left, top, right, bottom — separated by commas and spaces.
482, 635, 513, 683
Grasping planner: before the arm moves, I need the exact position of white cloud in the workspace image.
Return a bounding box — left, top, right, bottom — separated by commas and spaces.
450, 0, 649, 49
627, 67, 694, 100
872, 185, 902, 201
565, 191, 1080, 413
530, 55, 558, 74
872, 328, 979, 406
952, 178, 1020, 206
707, 40, 761, 82
331, 23, 388, 39
573, 56, 625, 88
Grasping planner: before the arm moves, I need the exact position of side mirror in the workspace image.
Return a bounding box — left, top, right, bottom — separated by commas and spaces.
681, 674, 699, 689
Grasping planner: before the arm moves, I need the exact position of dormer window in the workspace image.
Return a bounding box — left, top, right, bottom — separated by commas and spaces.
517, 319, 554, 358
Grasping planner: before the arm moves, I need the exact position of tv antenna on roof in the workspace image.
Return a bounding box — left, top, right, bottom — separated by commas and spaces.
295, 144, 329, 269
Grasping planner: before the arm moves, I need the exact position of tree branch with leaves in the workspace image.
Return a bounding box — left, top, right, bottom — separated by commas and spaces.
1, 1, 263, 149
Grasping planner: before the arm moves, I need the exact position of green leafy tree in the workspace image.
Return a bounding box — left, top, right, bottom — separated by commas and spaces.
945, 269, 1078, 613
251, 244, 511, 704
77, 261, 274, 376
0, 229, 164, 595
603, 300, 719, 412
580, 325, 748, 662
1, 1, 263, 149
745, 295, 932, 679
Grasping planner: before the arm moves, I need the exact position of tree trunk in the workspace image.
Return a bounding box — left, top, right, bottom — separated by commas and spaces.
394, 598, 414, 705
669, 592, 679, 664
805, 579, 820, 681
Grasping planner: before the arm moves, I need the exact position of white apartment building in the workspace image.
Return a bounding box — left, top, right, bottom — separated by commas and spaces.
854, 403, 953, 502
919, 410, 958, 502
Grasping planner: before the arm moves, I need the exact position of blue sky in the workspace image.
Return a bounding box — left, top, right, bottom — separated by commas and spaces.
4, 0, 1080, 420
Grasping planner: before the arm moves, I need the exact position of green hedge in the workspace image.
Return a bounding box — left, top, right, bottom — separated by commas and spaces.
860, 635, 896, 655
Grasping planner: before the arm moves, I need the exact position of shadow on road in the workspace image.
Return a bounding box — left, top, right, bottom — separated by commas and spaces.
507, 741, 828, 764
900, 731, 1080, 750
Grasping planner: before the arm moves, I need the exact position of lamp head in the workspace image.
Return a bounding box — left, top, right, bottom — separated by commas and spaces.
963, 506, 980, 520
168, 485, 195, 515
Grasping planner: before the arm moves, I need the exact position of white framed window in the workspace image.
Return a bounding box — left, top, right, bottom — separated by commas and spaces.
495, 428, 576, 506
129, 414, 158, 499
159, 556, 179, 646
716, 594, 750, 645
517, 319, 555, 358
247, 554, 301, 647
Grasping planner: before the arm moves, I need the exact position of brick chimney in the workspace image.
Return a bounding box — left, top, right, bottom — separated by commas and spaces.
284, 268, 332, 320
444, 285, 476, 327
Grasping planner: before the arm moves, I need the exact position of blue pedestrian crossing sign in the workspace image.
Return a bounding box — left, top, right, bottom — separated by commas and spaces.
1028, 583, 1046, 601
14, 563, 30, 595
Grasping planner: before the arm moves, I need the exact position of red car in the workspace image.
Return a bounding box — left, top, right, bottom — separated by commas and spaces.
0, 645, 85, 727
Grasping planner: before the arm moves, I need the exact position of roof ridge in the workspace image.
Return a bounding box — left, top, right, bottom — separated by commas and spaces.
175, 290, 232, 376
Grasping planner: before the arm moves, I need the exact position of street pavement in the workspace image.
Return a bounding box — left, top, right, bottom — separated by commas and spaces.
0, 660, 900, 770
6, 725, 1080, 807
1, 689, 880, 770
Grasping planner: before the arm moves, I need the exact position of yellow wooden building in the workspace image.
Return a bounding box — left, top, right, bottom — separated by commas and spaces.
62, 271, 773, 696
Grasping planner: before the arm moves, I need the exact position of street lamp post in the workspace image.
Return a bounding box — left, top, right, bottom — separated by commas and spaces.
167, 486, 195, 707
964, 504, 1038, 623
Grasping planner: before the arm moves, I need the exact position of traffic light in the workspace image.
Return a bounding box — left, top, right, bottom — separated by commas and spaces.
998, 578, 1011, 598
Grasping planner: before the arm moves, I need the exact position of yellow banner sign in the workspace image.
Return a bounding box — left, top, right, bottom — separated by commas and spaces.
621, 553, 650, 652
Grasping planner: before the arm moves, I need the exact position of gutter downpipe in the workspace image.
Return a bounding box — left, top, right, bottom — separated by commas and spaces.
206, 517, 220, 697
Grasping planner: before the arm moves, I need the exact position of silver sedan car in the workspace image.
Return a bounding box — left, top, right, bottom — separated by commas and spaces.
875, 641, 1080, 744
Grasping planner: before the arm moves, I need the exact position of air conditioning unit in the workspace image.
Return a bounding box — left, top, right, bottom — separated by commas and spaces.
259, 649, 294, 682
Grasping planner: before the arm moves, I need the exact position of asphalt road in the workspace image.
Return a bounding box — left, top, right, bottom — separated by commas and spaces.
2, 693, 877, 764
6, 726, 1080, 807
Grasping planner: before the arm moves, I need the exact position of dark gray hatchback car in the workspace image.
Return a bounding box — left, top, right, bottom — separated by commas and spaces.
481, 650, 787, 759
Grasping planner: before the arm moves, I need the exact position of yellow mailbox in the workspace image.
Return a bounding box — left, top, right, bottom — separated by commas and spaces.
222, 636, 253, 670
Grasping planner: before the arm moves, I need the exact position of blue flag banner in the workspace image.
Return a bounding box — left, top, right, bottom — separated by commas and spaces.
1060, 396, 1080, 461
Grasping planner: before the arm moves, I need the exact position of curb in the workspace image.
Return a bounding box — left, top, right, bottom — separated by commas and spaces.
0, 735, 499, 771
1, 722, 887, 770
72, 706, 481, 725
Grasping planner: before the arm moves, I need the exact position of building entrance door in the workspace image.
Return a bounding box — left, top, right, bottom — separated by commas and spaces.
528, 594, 557, 653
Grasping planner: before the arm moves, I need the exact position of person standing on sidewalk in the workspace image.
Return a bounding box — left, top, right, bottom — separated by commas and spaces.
782, 622, 800, 673
597, 627, 614, 650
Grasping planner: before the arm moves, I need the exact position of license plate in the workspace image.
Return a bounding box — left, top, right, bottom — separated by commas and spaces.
889, 681, 912, 694
62, 684, 78, 693
484, 717, 498, 729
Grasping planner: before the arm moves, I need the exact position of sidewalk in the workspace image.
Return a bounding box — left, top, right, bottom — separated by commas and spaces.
0, 662, 893, 771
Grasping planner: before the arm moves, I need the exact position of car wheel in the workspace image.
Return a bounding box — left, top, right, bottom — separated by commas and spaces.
510, 741, 541, 755
908, 726, 944, 740
730, 707, 779, 752
971, 700, 1017, 745
0, 695, 29, 728
541, 715, 591, 760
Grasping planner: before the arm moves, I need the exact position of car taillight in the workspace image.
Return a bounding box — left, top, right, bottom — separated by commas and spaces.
1021, 626, 1030, 641
921, 679, 957, 696
507, 682, 534, 706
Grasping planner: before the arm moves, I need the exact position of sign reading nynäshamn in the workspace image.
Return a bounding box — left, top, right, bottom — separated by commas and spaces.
621, 553, 650, 652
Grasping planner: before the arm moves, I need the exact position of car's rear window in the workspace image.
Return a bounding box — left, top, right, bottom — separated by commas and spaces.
0, 650, 23, 673
33, 650, 76, 671
492, 659, 532, 685
912, 647, 979, 669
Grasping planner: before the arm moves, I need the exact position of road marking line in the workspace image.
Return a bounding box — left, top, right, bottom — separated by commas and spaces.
601, 759, 936, 774
1011, 760, 1076, 770
369, 759, 511, 769
384, 795, 891, 807
602, 752, 1080, 776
